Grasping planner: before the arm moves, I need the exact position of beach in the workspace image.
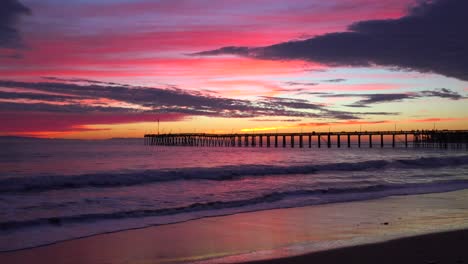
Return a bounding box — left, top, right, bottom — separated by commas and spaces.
244, 229, 468, 264
2, 189, 468, 264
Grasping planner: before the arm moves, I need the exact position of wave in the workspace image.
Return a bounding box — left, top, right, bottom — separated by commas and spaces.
1, 155, 467, 193
2, 178, 468, 232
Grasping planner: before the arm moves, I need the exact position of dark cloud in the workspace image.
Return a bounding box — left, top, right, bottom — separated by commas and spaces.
192, 46, 250, 57
200, 89, 220, 94
41, 77, 130, 87
0, 80, 397, 121
284, 81, 319, 86
0, 80, 269, 117
0, 80, 255, 116
0, 91, 81, 101
277, 82, 319, 93
420, 88, 464, 100
351, 111, 398, 116
273, 87, 309, 93
0, 101, 134, 113
322, 79, 346, 83
0, 0, 30, 49
258, 96, 398, 119
298, 92, 332, 95
321, 88, 464, 107
259, 96, 324, 110
193, 0, 468, 81
340, 93, 415, 107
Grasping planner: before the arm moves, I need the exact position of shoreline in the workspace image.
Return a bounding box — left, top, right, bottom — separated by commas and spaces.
3, 183, 468, 253
2, 189, 468, 263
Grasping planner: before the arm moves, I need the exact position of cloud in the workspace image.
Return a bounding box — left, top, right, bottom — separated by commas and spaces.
284, 81, 319, 86
193, 0, 468, 81
322, 79, 346, 83
0, 80, 264, 117
0, 90, 80, 101
321, 88, 464, 107
41, 77, 130, 87
273, 87, 310, 93
191, 46, 250, 57
259, 96, 324, 110
408, 117, 468, 123
0, 111, 185, 134
297, 120, 390, 127
0, 0, 30, 49
332, 93, 416, 107
298, 92, 332, 95
250, 119, 303, 122
420, 88, 464, 100
0, 79, 404, 135
0, 80, 397, 121
257, 96, 397, 119
0, 101, 138, 113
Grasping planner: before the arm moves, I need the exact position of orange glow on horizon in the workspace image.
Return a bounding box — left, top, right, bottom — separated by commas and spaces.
240, 126, 289, 132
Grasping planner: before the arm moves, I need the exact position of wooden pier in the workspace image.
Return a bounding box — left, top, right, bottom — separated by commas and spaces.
144, 130, 468, 149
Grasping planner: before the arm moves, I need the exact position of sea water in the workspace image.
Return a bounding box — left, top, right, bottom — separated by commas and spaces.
0, 137, 467, 251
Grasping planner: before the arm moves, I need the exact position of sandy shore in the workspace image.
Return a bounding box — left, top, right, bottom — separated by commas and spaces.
1, 189, 468, 264
243, 228, 468, 264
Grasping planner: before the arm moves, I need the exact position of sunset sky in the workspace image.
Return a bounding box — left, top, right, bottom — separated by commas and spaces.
1, 0, 467, 139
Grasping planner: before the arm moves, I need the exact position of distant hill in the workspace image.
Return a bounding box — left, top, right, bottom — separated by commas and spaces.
108, 137, 141, 140
0, 136, 43, 140
0, 136, 75, 140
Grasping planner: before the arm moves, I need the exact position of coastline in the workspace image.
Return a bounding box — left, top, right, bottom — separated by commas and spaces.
2, 189, 468, 264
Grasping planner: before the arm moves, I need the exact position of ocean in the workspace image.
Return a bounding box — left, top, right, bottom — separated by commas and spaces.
1, 137, 467, 252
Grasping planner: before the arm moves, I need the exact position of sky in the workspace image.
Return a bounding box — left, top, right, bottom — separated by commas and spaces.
0, 0, 467, 139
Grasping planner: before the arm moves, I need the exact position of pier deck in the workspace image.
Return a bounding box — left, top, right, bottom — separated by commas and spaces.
144, 130, 468, 149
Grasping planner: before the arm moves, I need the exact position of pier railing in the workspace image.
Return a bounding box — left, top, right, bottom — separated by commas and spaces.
144, 130, 468, 149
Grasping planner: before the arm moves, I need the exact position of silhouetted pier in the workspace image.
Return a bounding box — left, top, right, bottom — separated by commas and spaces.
144, 130, 468, 149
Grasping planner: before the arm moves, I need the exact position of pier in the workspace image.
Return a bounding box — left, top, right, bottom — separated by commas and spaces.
144, 130, 468, 149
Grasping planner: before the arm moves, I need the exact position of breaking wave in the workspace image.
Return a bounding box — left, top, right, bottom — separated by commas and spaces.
1, 155, 467, 193
2, 178, 468, 232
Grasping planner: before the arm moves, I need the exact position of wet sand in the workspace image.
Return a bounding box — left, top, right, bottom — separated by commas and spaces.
243, 228, 468, 264
1, 189, 468, 264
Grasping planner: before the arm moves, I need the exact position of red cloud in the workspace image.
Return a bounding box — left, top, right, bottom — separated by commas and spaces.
407, 117, 468, 123
0, 112, 185, 134
298, 120, 390, 127
1, 57, 311, 80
